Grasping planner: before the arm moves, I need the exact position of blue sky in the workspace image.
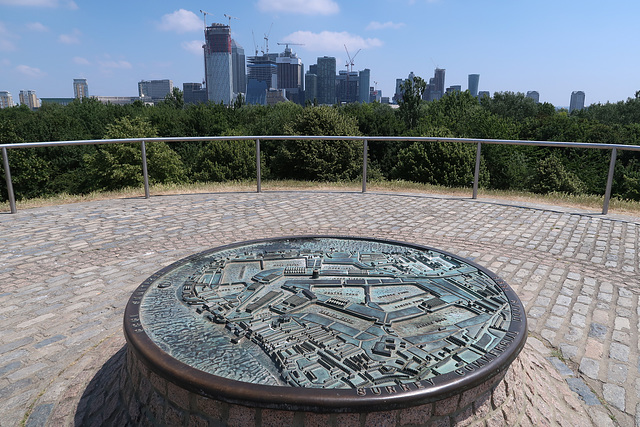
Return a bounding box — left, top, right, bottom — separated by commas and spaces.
1, 0, 639, 107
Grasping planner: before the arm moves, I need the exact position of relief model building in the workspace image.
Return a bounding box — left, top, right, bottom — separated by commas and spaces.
137, 238, 522, 392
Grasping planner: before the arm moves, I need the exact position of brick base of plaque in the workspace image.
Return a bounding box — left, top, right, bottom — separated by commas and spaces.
123, 347, 514, 426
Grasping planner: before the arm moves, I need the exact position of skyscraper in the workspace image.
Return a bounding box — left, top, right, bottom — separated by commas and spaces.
19, 90, 40, 110
204, 23, 233, 105
231, 39, 246, 96
336, 70, 359, 104
316, 56, 336, 105
277, 45, 304, 104
246, 52, 278, 105
358, 69, 371, 103
0, 91, 14, 108
423, 68, 445, 101
73, 78, 89, 99
526, 91, 540, 103
183, 82, 208, 105
305, 72, 318, 104
569, 91, 585, 112
433, 68, 446, 96
468, 74, 479, 97
138, 79, 173, 103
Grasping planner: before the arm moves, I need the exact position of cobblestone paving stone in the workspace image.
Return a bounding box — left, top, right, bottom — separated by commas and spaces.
0, 191, 638, 426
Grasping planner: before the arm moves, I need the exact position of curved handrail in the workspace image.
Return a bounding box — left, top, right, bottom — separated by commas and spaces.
2, 135, 639, 215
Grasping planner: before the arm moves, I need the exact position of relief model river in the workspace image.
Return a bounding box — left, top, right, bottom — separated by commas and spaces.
137, 237, 523, 390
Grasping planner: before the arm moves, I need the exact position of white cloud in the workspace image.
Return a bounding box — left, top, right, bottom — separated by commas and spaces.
158, 9, 201, 33
366, 21, 406, 30
257, 0, 339, 15
283, 31, 382, 52
73, 56, 90, 65
58, 29, 81, 44
16, 64, 46, 78
182, 40, 203, 55
26, 22, 49, 32
0, 0, 77, 8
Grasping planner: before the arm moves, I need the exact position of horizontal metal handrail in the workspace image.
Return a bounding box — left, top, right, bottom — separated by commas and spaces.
1, 135, 640, 152
2, 135, 639, 216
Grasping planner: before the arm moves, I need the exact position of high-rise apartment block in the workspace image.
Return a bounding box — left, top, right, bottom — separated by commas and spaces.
19, 90, 40, 110
277, 45, 304, 104
305, 72, 318, 104
183, 82, 208, 105
204, 23, 233, 105
569, 91, 585, 112
73, 79, 89, 99
526, 91, 540, 103
0, 91, 14, 108
231, 40, 246, 96
468, 74, 479, 97
246, 52, 277, 105
433, 68, 445, 96
446, 85, 462, 94
336, 70, 359, 104
138, 79, 173, 103
424, 68, 445, 101
316, 56, 336, 105
358, 69, 371, 103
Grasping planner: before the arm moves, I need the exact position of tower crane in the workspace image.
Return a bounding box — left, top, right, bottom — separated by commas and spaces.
344, 45, 361, 73
223, 14, 238, 28
199, 10, 212, 30
263, 23, 273, 54
276, 42, 304, 53
252, 31, 259, 56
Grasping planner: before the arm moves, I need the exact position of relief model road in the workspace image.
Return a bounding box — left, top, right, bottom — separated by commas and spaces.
132, 237, 524, 392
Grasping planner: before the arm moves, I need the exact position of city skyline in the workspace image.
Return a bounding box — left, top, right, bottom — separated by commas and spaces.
1, 0, 639, 107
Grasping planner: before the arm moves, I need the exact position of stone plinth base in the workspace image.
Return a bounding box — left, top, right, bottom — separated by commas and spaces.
123, 347, 513, 426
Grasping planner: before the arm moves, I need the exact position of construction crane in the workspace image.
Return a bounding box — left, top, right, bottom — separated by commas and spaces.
223, 14, 238, 28
263, 23, 273, 54
252, 31, 259, 56
344, 45, 361, 73
276, 42, 304, 53
199, 10, 212, 30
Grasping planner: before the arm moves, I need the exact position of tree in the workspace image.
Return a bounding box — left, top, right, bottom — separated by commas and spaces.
271, 106, 363, 181
391, 138, 483, 188
0, 121, 51, 200
83, 117, 185, 191
191, 129, 256, 182
530, 154, 585, 194
397, 76, 426, 130
161, 87, 184, 110
480, 92, 539, 122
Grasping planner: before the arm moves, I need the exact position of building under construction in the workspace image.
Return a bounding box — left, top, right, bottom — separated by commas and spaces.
246, 53, 278, 105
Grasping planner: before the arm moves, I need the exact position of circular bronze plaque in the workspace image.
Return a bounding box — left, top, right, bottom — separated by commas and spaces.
124, 236, 526, 411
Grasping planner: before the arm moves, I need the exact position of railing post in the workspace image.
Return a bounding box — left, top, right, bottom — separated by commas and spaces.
141, 141, 150, 199
602, 147, 617, 215
256, 139, 261, 193
2, 147, 17, 214
472, 142, 481, 199
362, 139, 368, 193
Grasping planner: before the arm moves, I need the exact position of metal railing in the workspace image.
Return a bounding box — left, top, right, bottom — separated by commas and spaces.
2, 135, 639, 215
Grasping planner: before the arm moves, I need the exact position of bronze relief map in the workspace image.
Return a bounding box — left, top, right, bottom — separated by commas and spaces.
135, 237, 524, 392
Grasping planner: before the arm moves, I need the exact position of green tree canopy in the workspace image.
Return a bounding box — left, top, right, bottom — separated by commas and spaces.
83, 117, 185, 191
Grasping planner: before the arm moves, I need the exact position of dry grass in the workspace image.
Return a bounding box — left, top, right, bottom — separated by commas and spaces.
2, 179, 640, 216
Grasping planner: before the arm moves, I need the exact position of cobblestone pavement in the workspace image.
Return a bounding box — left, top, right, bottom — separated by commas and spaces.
0, 191, 638, 426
